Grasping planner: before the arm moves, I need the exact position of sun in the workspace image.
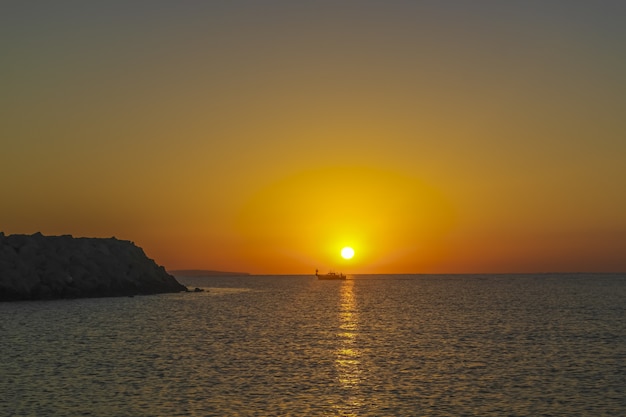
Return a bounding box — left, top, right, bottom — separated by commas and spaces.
341, 246, 355, 259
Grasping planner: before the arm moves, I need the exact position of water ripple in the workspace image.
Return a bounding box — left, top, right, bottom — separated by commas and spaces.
1, 274, 625, 416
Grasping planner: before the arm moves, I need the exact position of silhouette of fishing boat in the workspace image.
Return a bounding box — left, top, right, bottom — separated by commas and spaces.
315, 269, 346, 280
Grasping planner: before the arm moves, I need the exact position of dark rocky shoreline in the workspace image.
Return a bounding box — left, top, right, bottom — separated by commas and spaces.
0, 233, 187, 301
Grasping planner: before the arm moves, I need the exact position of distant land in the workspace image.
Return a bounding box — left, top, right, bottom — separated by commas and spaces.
169, 269, 250, 277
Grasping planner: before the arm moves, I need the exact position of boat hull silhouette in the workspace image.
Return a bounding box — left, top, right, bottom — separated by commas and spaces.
315, 270, 346, 280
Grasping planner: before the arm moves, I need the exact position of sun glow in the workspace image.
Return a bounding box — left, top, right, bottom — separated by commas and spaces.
341, 247, 355, 259
236, 166, 453, 273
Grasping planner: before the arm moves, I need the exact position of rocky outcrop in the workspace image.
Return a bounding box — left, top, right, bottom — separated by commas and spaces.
0, 232, 187, 301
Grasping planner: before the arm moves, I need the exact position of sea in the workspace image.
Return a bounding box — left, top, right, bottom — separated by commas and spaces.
1, 274, 625, 416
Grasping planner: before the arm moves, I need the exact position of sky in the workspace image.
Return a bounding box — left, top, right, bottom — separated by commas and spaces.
2, 1, 626, 274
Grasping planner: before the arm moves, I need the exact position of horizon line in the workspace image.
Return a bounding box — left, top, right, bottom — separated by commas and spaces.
170, 271, 626, 276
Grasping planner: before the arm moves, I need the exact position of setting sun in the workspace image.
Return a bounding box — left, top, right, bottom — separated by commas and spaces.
341, 247, 355, 259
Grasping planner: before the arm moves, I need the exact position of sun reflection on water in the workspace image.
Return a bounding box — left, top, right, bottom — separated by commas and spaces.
333, 278, 363, 415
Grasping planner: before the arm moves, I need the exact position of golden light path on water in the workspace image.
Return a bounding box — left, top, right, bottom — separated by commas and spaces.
333, 278, 363, 415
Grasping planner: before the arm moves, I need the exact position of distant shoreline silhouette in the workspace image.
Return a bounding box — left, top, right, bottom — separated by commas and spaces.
169, 269, 251, 277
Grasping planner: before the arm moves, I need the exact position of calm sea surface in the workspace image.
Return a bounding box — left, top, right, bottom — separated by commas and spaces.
1, 274, 625, 416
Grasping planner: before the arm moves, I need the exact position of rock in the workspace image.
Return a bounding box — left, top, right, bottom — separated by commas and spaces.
0, 233, 187, 301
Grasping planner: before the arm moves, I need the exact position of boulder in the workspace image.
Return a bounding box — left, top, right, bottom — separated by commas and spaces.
0, 233, 187, 301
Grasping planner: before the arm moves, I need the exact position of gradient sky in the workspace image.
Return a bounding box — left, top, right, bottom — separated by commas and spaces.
2, 1, 625, 274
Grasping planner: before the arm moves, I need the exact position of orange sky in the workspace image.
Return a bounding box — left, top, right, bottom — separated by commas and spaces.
2, 2, 626, 273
